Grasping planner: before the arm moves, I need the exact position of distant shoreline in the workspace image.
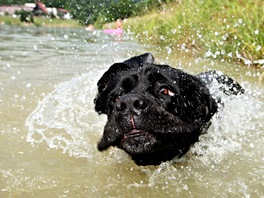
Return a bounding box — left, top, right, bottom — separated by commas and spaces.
0, 16, 82, 28
1, 1, 263, 69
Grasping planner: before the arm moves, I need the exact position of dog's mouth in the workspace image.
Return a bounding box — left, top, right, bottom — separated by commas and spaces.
120, 115, 153, 145
123, 129, 149, 139
119, 129, 158, 154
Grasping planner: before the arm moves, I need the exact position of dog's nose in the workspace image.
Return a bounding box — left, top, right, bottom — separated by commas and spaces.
116, 94, 147, 112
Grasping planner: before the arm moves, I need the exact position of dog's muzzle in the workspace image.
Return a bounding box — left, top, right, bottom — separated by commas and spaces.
115, 94, 148, 113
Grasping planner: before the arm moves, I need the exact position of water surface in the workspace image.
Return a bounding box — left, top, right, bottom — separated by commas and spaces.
0, 25, 263, 197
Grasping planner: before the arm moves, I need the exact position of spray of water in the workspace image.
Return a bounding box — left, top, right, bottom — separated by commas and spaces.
25, 70, 106, 159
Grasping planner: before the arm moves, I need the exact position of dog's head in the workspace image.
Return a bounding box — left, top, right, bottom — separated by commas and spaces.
94, 53, 217, 165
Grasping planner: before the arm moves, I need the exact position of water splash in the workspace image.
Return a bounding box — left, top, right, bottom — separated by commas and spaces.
190, 83, 264, 165
25, 70, 106, 159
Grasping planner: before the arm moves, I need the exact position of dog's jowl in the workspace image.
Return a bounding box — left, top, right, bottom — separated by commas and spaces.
94, 53, 244, 166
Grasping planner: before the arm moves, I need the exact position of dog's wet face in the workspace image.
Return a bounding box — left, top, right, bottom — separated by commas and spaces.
94, 53, 217, 165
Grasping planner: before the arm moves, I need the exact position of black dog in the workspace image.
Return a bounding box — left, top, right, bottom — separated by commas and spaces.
94, 53, 244, 166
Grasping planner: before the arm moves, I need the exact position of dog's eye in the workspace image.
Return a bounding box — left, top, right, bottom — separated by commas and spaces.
159, 87, 175, 96
113, 95, 120, 103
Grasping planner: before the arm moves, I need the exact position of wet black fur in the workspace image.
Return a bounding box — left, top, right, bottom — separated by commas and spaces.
94, 53, 244, 166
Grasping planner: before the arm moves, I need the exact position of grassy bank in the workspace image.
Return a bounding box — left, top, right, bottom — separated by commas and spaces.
0, 16, 83, 28
124, 0, 263, 67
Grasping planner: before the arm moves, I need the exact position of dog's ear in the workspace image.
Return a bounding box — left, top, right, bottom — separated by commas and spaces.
94, 62, 128, 114
123, 53, 155, 67
95, 53, 155, 114
97, 62, 128, 93
97, 53, 154, 92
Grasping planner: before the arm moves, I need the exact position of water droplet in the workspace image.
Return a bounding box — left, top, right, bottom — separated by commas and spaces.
228, 52, 233, 57
166, 46, 172, 55
205, 50, 212, 57
255, 45, 261, 51
25, 82, 32, 88
171, 29, 176, 34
